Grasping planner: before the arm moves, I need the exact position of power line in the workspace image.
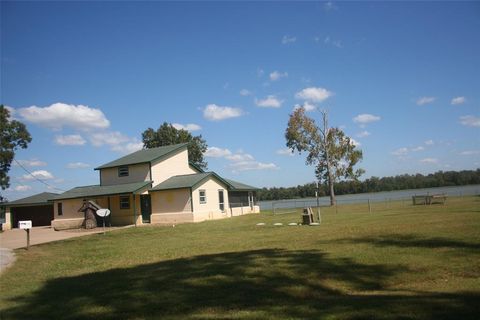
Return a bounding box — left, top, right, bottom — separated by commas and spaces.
13, 158, 66, 192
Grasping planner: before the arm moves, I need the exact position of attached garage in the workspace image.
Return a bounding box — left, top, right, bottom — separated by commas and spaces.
2, 192, 58, 229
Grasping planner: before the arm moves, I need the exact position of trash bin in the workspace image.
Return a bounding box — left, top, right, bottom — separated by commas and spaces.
302, 208, 312, 225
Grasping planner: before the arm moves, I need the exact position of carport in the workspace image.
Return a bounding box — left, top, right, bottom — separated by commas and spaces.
1, 192, 58, 230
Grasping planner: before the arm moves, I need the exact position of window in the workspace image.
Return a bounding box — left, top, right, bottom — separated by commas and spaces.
119, 196, 130, 209
218, 190, 225, 211
57, 203, 63, 216
199, 190, 206, 204
118, 166, 129, 177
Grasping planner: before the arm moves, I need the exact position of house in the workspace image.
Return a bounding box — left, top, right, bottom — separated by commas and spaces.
1, 192, 58, 230
51, 143, 259, 230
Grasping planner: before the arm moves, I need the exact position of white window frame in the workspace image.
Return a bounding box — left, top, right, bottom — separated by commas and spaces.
199, 190, 207, 204
218, 189, 225, 212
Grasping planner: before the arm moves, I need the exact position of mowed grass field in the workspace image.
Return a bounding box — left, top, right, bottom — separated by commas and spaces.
1, 196, 479, 319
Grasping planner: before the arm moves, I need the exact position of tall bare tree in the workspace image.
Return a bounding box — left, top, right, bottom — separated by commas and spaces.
285, 108, 364, 206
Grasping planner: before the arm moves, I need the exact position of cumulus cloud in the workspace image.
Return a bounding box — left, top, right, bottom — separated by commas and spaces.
353, 114, 381, 125
22, 170, 54, 181
226, 153, 255, 162
203, 104, 244, 121
295, 87, 333, 103
269, 71, 288, 81
293, 101, 317, 112
18, 102, 110, 130
111, 142, 144, 154
451, 96, 466, 105
228, 161, 278, 173
416, 96, 436, 106
66, 162, 90, 169
391, 147, 408, 156
459, 115, 480, 127
276, 148, 294, 156
89, 131, 143, 154
15, 185, 32, 192
205, 147, 232, 158
411, 146, 425, 152
356, 130, 371, 138
14, 159, 47, 167
420, 158, 438, 164
281, 35, 296, 44
460, 150, 480, 156
172, 123, 202, 132
255, 95, 283, 108
240, 89, 252, 96
55, 134, 86, 146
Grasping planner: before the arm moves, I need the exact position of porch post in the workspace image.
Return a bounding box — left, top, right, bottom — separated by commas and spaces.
133, 194, 137, 227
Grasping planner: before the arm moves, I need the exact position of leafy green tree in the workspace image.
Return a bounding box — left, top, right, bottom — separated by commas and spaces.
142, 122, 208, 170
1, 105, 32, 201
285, 108, 364, 205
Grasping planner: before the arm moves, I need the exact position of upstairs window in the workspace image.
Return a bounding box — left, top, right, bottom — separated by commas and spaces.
199, 190, 207, 204
118, 166, 129, 177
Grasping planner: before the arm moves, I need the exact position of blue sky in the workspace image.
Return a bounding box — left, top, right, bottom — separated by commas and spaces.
1, 1, 479, 200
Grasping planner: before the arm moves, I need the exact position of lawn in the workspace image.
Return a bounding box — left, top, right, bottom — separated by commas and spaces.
1, 196, 479, 319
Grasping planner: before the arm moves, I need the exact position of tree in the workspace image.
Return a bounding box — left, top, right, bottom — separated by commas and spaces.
142, 122, 208, 170
1, 105, 32, 201
285, 108, 363, 205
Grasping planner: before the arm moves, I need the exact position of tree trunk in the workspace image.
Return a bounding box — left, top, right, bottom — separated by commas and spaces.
328, 169, 336, 206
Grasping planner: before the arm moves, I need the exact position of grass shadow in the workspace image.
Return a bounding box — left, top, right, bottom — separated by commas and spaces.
3, 248, 479, 319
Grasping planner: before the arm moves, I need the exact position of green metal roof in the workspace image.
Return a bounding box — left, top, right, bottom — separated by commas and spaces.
53, 181, 152, 200
4, 192, 58, 207
94, 143, 188, 170
224, 178, 259, 191
150, 172, 232, 192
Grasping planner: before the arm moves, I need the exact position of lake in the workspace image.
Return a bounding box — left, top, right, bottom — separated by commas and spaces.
258, 184, 480, 210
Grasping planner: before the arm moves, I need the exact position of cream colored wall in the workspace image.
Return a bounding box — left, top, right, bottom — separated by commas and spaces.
151, 188, 192, 214
100, 163, 150, 186
108, 194, 142, 226
191, 178, 230, 222
150, 149, 196, 186
2, 208, 11, 230
230, 205, 260, 216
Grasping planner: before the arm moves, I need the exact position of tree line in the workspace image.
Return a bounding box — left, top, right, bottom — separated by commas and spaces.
256, 169, 480, 201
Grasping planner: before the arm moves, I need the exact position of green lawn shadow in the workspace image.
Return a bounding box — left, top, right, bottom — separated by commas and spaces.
3, 249, 479, 319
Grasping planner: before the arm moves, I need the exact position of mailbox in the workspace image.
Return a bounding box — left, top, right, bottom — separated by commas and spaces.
18, 220, 32, 229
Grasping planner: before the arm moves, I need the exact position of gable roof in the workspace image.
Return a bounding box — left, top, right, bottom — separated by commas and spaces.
150, 172, 233, 192
224, 178, 259, 191
3, 192, 59, 207
94, 143, 188, 170
53, 181, 152, 200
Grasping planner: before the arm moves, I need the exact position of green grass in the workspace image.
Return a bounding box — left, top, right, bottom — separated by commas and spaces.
1, 196, 479, 319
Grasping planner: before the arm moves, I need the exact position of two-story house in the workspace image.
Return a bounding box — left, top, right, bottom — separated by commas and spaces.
51, 143, 259, 230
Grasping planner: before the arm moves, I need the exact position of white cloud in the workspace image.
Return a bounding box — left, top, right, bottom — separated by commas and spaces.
295, 87, 333, 103
18, 102, 110, 130
411, 146, 425, 152
420, 158, 439, 164
294, 101, 317, 112
416, 96, 436, 106
255, 95, 283, 108
356, 130, 371, 138
22, 170, 54, 181
276, 148, 294, 156
353, 114, 381, 125
451, 96, 466, 105
281, 35, 296, 44
89, 131, 143, 154
14, 159, 47, 167
111, 141, 143, 154
205, 147, 232, 158
14, 185, 32, 192
226, 153, 255, 162
425, 140, 434, 145
324, 1, 338, 11
228, 161, 278, 173
4, 105, 16, 119
460, 150, 480, 156
172, 123, 202, 132
66, 162, 90, 169
203, 104, 244, 121
240, 89, 252, 96
55, 134, 86, 146
459, 115, 480, 127
269, 71, 288, 81
391, 147, 408, 156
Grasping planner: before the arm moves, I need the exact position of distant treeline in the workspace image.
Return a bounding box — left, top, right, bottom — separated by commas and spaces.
257, 169, 480, 201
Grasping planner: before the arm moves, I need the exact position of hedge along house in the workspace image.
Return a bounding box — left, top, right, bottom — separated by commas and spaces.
51, 143, 259, 230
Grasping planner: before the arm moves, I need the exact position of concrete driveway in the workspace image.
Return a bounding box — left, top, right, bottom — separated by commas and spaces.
0, 226, 123, 250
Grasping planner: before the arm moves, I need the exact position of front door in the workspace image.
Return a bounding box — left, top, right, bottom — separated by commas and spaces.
140, 195, 151, 223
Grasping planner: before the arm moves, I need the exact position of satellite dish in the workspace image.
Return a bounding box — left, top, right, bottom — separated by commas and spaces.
96, 209, 111, 217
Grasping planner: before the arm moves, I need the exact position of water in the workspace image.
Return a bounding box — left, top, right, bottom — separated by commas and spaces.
258, 184, 480, 210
